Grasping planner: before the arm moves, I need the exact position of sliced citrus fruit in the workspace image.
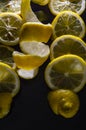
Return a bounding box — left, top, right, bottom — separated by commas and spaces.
0, 12, 23, 46
0, 0, 21, 14
52, 11, 85, 39
48, 0, 85, 15
17, 68, 39, 79
45, 54, 86, 92
13, 41, 50, 69
32, 0, 49, 5
0, 62, 20, 97
48, 89, 80, 118
50, 35, 86, 60
0, 45, 16, 68
20, 22, 52, 43
0, 92, 12, 119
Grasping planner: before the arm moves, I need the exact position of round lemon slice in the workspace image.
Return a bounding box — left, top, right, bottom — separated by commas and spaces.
45, 54, 86, 92
0, 0, 21, 14
50, 35, 86, 60
48, 89, 80, 118
13, 41, 50, 69
0, 92, 12, 119
0, 62, 20, 97
52, 11, 85, 39
48, 0, 85, 15
0, 45, 16, 68
20, 22, 52, 43
0, 12, 23, 46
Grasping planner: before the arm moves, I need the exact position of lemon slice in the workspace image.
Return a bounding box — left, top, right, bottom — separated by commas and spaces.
32, 0, 49, 5
0, 0, 21, 14
50, 35, 86, 60
13, 41, 50, 69
0, 92, 12, 119
48, 89, 80, 118
0, 12, 23, 46
45, 54, 86, 92
52, 11, 85, 39
20, 22, 52, 43
0, 45, 16, 68
17, 68, 39, 79
48, 0, 85, 15
0, 62, 20, 97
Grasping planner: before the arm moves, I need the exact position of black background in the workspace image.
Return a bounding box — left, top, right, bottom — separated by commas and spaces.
0, 2, 86, 130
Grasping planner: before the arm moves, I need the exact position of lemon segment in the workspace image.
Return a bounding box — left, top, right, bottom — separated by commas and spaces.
0, 0, 21, 14
45, 54, 86, 92
0, 92, 12, 119
32, 0, 49, 5
0, 12, 23, 46
50, 35, 86, 60
48, 89, 80, 118
17, 68, 39, 79
52, 11, 86, 39
20, 22, 52, 43
48, 0, 86, 15
0, 62, 20, 97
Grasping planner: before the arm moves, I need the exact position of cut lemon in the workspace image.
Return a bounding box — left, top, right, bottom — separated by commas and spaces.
20, 22, 52, 43
50, 35, 86, 60
0, 62, 20, 97
32, 0, 49, 5
45, 54, 86, 92
0, 12, 23, 46
13, 41, 50, 69
0, 45, 16, 68
0, 0, 21, 14
52, 11, 85, 39
17, 68, 39, 79
0, 92, 12, 119
48, 0, 85, 15
48, 89, 80, 118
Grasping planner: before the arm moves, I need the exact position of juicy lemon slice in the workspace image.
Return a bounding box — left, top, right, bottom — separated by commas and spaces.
0, 12, 23, 46
0, 92, 12, 119
20, 22, 52, 43
0, 45, 16, 68
48, 0, 85, 15
0, 0, 21, 14
13, 41, 50, 69
52, 11, 85, 39
48, 89, 80, 118
17, 68, 39, 79
45, 54, 86, 92
0, 62, 20, 97
50, 35, 86, 60
32, 0, 49, 5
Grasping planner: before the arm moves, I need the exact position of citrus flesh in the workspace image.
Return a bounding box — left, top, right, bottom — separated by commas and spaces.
0, 62, 20, 97
50, 35, 86, 60
48, 0, 85, 15
0, 92, 12, 119
52, 11, 85, 39
45, 54, 86, 92
0, 45, 16, 68
48, 89, 80, 118
0, 12, 23, 46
